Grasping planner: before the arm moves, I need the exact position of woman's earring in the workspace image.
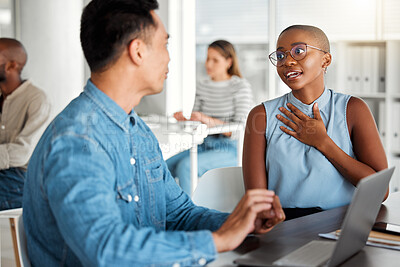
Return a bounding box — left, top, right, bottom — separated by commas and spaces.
324, 67, 328, 74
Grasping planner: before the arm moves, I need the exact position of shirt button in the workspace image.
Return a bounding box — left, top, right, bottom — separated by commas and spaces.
1, 125, 4, 130
134, 195, 139, 202
127, 194, 132, 202
198, 258, 207, 265
130, 158, 136, 165
172, 263, 180, 267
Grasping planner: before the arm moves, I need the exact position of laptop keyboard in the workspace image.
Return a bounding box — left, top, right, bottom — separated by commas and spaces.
272, 240, 336, 267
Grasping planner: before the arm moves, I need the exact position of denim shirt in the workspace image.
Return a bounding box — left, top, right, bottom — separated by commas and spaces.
23, 80, 229, 267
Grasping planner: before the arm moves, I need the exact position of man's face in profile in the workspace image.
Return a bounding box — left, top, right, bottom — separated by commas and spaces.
140, 11, 170, 95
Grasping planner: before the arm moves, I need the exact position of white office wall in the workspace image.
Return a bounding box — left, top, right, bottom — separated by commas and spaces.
18, 0, 85, 119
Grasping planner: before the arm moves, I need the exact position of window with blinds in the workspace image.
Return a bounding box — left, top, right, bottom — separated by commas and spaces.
276, 0, 377, 41
196, 0, 269, 44
383, 0, 400, 40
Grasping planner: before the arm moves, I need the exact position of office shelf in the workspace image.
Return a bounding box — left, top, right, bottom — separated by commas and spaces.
335, 40, 400, 192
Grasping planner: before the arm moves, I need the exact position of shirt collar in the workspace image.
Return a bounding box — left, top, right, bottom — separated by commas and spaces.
83, 79, 135, 132
1, 80, 32, 100
287, 87, 330, 116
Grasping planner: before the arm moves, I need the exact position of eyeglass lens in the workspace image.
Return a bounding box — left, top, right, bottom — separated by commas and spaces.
270, 44, 307, 66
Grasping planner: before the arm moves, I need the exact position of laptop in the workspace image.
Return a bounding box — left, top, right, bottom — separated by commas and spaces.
234, 167, 395, 267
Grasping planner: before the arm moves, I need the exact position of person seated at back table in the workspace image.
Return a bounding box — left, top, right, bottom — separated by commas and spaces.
168, 40, 253, 194
242, 25, 388, 221
23, 1, 285, 266
0, 38, 50, 210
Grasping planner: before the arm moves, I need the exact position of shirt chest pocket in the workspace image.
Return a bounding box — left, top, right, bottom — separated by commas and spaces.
145, 158, 163, 183
144, 154, 166, 228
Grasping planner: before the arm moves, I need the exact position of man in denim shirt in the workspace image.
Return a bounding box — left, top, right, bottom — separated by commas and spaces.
23, 0, 285, 266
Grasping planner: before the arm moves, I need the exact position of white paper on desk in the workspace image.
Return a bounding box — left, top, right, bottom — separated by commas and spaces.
319, 231, 400, 251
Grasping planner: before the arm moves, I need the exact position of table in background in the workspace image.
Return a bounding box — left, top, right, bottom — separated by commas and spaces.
209, 192, 400, 267
141, 115, 244, 195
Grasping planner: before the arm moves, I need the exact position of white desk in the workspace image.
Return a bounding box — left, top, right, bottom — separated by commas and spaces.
142, 115, 244, 196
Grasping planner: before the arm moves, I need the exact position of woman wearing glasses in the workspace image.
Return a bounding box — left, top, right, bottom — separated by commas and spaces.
168, 40, 254, 195
243, 25, 387, 220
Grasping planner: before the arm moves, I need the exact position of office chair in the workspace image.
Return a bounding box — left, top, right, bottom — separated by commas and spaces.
192, 166, 245, 212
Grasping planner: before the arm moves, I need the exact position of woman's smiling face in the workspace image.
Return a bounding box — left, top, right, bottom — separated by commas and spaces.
275, 29, 331, 92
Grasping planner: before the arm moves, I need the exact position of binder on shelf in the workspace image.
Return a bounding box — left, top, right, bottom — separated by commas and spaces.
378, 45, 386, 93
392, 102, 400, 152
352, 46, 362, 93
361, 46, 373, 94
370, 46, 380, 94
345, 45, 354, 92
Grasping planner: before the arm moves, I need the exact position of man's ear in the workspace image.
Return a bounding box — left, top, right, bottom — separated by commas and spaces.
128, 39, 145, 65
322, 53, 332, 68
5, 61, 16, 71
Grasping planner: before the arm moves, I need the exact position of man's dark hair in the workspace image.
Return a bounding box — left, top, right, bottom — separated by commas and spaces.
80, 0, 159, 73
280, 25, 330, 53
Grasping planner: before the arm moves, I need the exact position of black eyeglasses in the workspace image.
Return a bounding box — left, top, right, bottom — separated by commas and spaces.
269, 43, 328, 67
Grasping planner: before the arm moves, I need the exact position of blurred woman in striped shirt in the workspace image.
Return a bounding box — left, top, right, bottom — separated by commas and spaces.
167, 40, 254, 194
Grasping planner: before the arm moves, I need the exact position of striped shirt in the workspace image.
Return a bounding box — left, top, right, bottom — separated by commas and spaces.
193, 75, 254, 123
